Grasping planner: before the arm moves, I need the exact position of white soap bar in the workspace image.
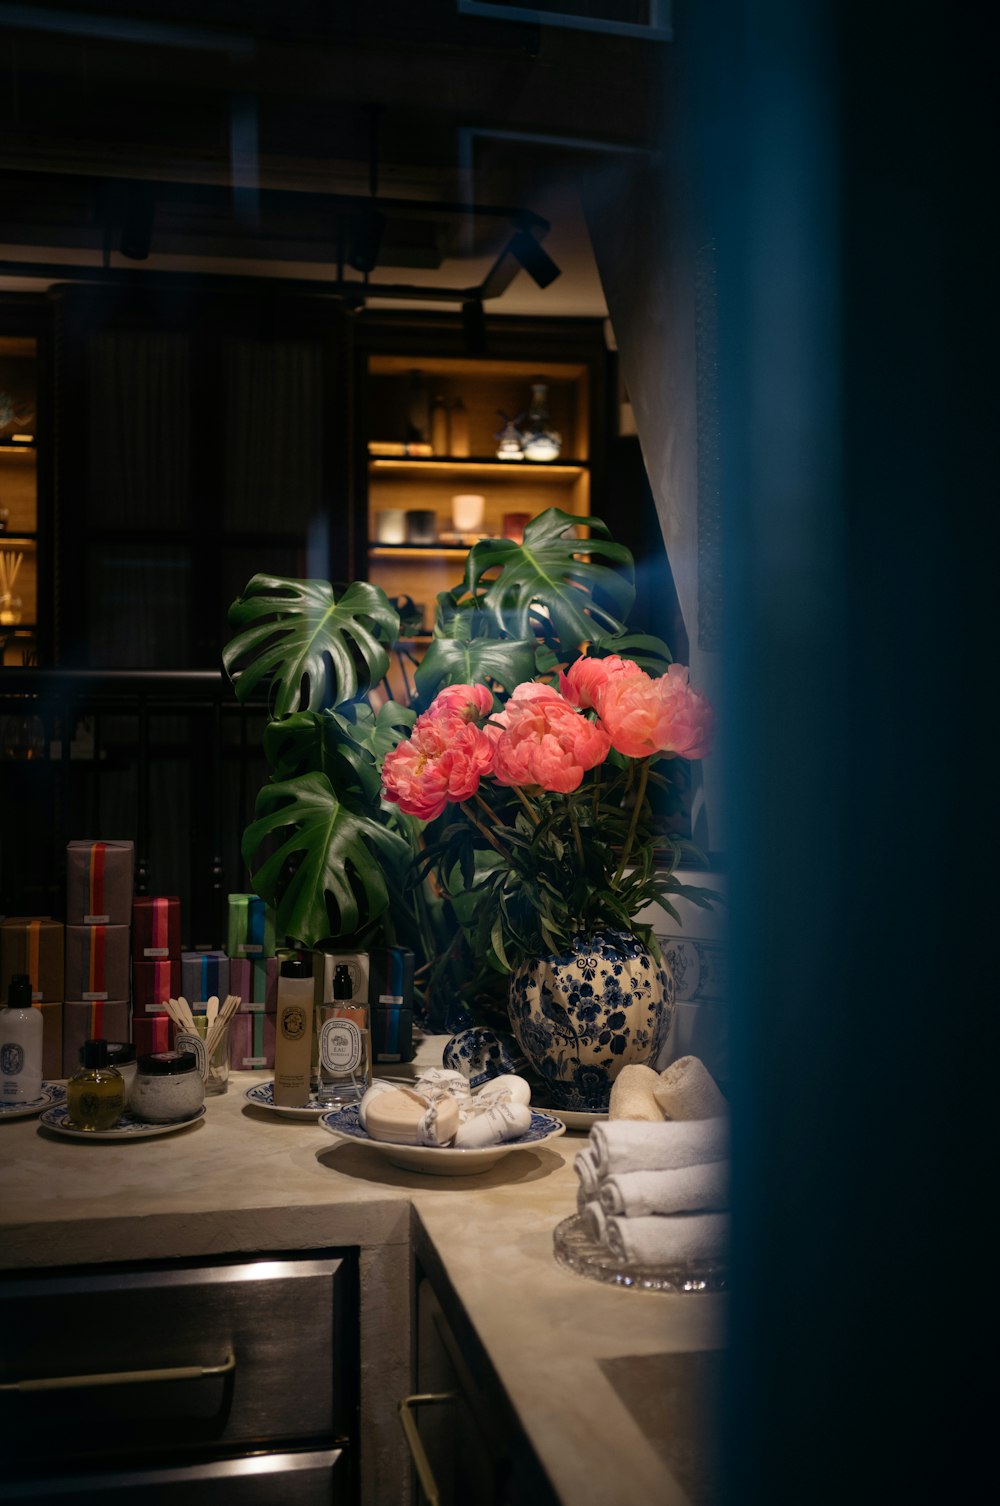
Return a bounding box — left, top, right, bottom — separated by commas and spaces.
453, 1100, 532, 1148
475, 1074, 532, 1107
358, 1079, 400, 1132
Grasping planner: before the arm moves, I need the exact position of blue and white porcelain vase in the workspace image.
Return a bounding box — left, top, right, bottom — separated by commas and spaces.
506, 930, 674, 1112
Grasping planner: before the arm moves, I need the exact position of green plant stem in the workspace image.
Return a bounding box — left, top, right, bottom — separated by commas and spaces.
511, 785, 541, 825
614, 758, 651, 886
567, 796, 585, 869
591, 765, 602, 822
473, 791, 501, 825
461, 803, 513, 860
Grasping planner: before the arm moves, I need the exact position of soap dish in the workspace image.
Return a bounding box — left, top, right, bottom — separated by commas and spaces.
552, 1214, 729, 1294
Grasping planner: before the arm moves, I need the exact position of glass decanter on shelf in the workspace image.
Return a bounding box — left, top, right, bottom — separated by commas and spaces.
521, 383, 562, 462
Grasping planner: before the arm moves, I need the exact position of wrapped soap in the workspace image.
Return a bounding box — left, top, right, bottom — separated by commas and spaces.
475, 1074, 531, 1107
453, 1100, 532, 1148
359, 1082, 459, 1146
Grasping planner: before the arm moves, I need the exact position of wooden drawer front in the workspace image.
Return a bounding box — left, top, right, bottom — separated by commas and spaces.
0, 1255, 352, 1472
0, 1447, 347, 1506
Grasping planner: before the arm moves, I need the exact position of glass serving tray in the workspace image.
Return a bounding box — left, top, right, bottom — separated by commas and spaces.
552, 1214, 729, 1294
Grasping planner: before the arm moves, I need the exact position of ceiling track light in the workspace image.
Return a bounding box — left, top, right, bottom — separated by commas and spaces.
507, 228, 561, 289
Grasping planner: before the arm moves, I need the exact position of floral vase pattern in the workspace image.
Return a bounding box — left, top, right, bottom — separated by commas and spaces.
507, 930, 674, 1111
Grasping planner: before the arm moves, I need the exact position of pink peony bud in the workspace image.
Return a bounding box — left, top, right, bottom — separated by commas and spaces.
426, 682, 493, 725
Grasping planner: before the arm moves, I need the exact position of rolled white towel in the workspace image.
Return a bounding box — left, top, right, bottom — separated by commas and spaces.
608, 1064, 665, 1122
654, 1056, 728, 1121
589, 1117, 729, 1177
604, 1211, 730, 1267
599, 1160, 730, 1217
573, 1145, 600, 1197
579, 1198, 608, 1244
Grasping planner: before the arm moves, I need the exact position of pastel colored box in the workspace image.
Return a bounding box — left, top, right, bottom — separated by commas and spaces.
181, 951, 230, 1004
62, 1000, 129, 1077
132, 897, 182, 960
231, 1012, 276, 1071
132, 958, 181, 1014
226, 894, 276, 958
229, 957, 278, 1012
65, 924, 130, 1004
35, 1000, 62, 1080
132, 1013, 173, 1058
66, 839, 134, 926
1, 916, 64, 1003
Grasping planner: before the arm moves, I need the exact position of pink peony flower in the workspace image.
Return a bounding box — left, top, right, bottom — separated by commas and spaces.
560, 654, 644, 711
425, 682, 493, 725
486, 682, 611, 794
597, 663, 715, 760
382, 708, 494, 821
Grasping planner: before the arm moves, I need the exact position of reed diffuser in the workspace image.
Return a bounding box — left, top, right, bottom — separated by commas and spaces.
0, 549, 23, 624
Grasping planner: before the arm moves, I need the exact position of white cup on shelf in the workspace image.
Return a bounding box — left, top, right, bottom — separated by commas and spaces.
375, 509, 407, 544
451, 493, 485, 534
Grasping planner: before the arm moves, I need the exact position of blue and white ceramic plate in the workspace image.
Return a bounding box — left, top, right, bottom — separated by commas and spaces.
243, 1080, 333, 1120
0, 1082, 67, 1121
38, 1104, 206, 1141
320, 1105, 565, 1176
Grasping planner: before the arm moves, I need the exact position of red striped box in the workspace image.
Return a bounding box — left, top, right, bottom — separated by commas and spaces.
62, 1000, 129, 1076
132, 958, 182, 1014
66, 840, 134, 926
132, 1013, 173, 1058
65, 924, 130, 1004
132, 897, 181, 960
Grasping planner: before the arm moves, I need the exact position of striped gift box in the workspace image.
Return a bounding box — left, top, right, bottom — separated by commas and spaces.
181, 951, 230, 1005
65, 924, 130, 1004
132, 897, 181, 960
229, 957, 278, 1011
66, 840, 134, 926
1, 916, 64, 1003
62, 1000, 129, 1076
226, 894, 276, 958
230, 1011, 276, 1070
132, 958, 181, 1014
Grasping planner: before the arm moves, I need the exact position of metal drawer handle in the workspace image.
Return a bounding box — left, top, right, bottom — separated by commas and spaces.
398, 1391, 456, 1506
0, 1352, 236, 1393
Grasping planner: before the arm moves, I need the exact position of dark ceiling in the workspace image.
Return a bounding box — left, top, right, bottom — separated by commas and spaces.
0, 1, 665, 305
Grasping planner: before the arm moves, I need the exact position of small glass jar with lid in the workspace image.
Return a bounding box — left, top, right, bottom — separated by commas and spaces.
131, 1050, 204, 1123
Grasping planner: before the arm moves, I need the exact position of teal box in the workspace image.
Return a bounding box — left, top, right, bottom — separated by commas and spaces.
226, 894, 276, 959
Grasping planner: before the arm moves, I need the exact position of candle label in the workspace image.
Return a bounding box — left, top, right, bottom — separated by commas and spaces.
175, 1031, 209, 1080
144, 946, 169, 958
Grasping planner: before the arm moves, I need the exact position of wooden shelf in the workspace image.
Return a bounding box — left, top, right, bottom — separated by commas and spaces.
0, 532, 37, 543
0, 439, 36, 451
368, 456, 586, 481
370, 546, 467, 560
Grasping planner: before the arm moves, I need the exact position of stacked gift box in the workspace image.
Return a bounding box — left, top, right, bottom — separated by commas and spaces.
63, 839, 134, 1074
132, 895, 183, 1057
1, 916, 65, 1079
226, 894, 277, 1071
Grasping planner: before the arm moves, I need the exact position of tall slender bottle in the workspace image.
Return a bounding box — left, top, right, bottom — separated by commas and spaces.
0, 973, 43, 1103
316, 963, 371, 1109
274, 954, 315, 1107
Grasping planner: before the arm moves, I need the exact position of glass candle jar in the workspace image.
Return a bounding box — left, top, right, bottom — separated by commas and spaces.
132, 1050, 204, 1122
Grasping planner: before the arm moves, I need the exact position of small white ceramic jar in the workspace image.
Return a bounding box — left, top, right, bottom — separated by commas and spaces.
132, 1051, 205, 1122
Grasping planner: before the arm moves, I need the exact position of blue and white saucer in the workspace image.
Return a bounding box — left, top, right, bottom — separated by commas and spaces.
320, 1105, 565, 1176
39, 1104, 206, 1141
0, 1082, 66, 1121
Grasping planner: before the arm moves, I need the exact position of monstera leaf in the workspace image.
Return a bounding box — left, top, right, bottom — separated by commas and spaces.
242, 772, 410, 946
263, 701, 416, 803
415, 631, 538, 703
463, 508, 635, 654
587, 628, 675, 675
223, 576, 399, 716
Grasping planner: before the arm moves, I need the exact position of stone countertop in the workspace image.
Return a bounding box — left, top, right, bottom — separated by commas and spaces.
0, 1062, 726, 1506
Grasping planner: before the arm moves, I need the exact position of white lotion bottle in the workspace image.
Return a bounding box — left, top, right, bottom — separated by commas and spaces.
0, 973, 44, 1103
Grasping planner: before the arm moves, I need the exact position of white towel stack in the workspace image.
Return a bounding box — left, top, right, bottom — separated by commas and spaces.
572, 1114, 731, 1268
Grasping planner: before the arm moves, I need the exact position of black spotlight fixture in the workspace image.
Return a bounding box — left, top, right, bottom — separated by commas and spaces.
461, 298, 487, 357
508, 228, 561, 289
119, 182, 155, 261
347, 205, 386, 275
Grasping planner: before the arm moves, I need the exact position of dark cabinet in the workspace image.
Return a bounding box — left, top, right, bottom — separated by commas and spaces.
0, 1250, 358, 1504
